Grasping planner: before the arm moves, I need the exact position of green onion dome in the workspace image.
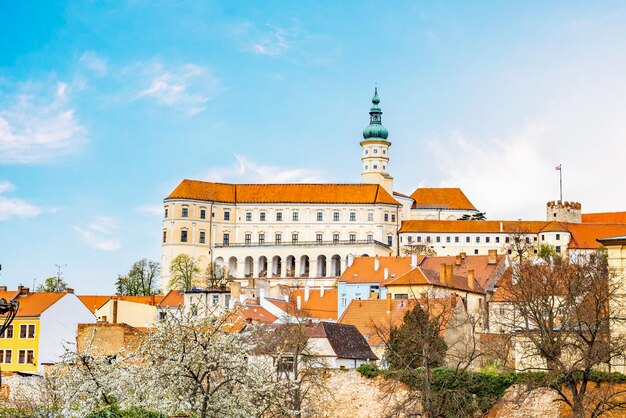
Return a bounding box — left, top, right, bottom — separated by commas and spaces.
362, 87, 389, 140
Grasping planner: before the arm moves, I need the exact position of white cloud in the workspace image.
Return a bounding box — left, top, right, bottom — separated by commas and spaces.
0, 82, 86, 164
74, 216, 121, 251
136, 205, 163, 216
202, 154, 327, 183
79, 51, 108, 75
134, 62, 221, 116
0, 180, 41, 221
249, 27, 293, 56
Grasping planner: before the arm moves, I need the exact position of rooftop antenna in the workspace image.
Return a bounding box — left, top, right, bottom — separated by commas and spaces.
55, 264, 67, 281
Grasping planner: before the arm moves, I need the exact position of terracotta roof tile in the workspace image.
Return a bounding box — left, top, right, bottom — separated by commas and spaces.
78, 295, 114, 313
166, 180, 400, 205
582, 212, 626, 224
339, 256, 422, 284
14, 292, 67, 317
383, 267, 484, 294
400, 220, 549, 234
158, 289, 184, 308
410, 188, 477, 210
567, 223, 626, 249
419, 254, 507, 289
289, 288, 338, 320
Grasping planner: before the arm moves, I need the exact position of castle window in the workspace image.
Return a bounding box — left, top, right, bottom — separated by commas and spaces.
391, 214, 396, 222
182, 207, 189, 218
260, 212, 266, 221
222, 233, 229, 246
466, 236, 470, 243
474, 249, 479, 255
455, 236, 460, 243
384, 213, 389, 222
374, 149, 378, 154
417, 236, 422, 243
259, 234, 265, 244
365, 150, 369, 155
292, 233, 298, 244
505, 237, 510, 244
426, 236, 431, 243
368, 213, 374, 221
275, 233, 282, 244
383, 149, 386, 155
245, 234, 251, 245
224, 211, 230, 221
367, 234, 373, 243
446, 236, 451, 243
317, 212, 323, 221
163, 230, 167, 243
333, 234, 340, 243
373, 164, 378, 169
333, 212, 340, 221
200, 209, 206, 219
476, 237, 480, 243
276, 212, 283, 221
383, 165, 386, 170
556, 245, 561, 253
164, 207, 169, 218
485, 237, 490, 243
199, 231, 205, 244
556, 234, 560, 240
246, 212, 252, 221
365, 165, 368, 170
436, 236, 441, 243
387, 236, 393, 246
350, 212, 356, 221
292, 212, 299, 221
495, 237, 500, 243
181, 230, 188, 243
316, 233, 323, 243
350, 234, 356, 243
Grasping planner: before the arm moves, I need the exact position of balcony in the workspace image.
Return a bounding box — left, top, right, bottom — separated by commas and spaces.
214, 239, 390, 249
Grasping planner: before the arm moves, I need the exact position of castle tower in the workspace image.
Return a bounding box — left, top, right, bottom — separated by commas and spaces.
361, 87, 394, 195
546, 200, 582, 223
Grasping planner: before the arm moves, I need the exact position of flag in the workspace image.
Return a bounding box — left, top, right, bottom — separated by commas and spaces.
555, 164, 561, 171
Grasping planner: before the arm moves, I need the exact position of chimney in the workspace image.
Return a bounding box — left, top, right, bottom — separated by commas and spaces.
460, 252, 466, 259
320, 285, 325, 298
296, 295, 302, 310
374, 257, 380, 272
386, 292, 391, 314
445, 264, 454, 286
488, 249, 497, 265
439, 264, 446, 284
411, 254, 418, 268
304, 285, 310, 302
384, 268, 389, 281
0, 286, 7, 292
500, 221, 503, 232
65, 288, 74, 294
112, 298, 118, 324
467, 270, 475, 291
19, 286, 29, 295
455, 255, 461, 266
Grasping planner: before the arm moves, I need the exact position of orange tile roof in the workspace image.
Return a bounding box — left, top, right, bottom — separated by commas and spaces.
158, 289, 184, 308
110, 295, 165, 306
382, 267, 484, 294
78, 295, 114, 313
567, 223, 626, 249
582, 212, 626, 224
0, 290, 19, 303
419, 254, 507, 289
340, 256, 422, 284
410, 188, 477, 210
237, 304, 278, 323
338, 299, 418, 346
14, 292, 67, 317
166, 180, 400, 205
400, 219, 549, 234
289, 288, 338, 320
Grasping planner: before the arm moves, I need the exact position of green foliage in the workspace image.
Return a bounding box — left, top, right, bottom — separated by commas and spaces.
36, 276, 68, 292
85, 405, 166, 418
356, 364, 383, 378
458, 212, 487, 221
538, 243, 557, 261
116, 259, 161, 296
168, 254, 200, 290
385, 304, 447, 370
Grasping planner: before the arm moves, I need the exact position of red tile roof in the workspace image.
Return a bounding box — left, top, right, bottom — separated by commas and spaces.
158, 289, 184, 308
340, 256, 422, 284
410, 188, 477, 210
15, 292, 67, 317
166, 180, 400, 205
582, 212, 626, 224
419, 254, 507, 289
78, 295, 113, 313
289, 288, 338, 320
567, 223, 626, 249
400, 220, 548, 234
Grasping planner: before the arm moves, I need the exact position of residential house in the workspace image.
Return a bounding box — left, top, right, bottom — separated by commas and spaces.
259, 287, 338, 322
0, 287, 96, 374
95, 295, 164, 328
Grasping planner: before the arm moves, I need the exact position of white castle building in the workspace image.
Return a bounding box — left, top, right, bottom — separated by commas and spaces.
161, 89, 480, 290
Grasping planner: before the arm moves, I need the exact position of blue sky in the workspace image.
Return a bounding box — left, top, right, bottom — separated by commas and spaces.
2, 1, 626, 293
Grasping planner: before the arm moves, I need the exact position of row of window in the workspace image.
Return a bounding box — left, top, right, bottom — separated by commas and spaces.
0, 324, 35, 339
167, 207, 396, 223
0, 349, 34, 365
364, 148, 387, 155
404, 235, 536, 245
364, 163, 387, 171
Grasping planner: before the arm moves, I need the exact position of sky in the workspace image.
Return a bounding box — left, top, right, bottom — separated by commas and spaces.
2, 1, 626, 293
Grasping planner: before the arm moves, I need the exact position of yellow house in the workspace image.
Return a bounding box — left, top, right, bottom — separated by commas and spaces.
0, 287, 96, 375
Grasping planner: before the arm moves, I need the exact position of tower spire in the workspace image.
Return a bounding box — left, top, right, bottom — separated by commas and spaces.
360, 86, 393, 195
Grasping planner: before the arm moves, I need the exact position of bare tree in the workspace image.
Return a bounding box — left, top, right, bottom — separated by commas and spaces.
402, 244, 437, 256
495, 251, 626, 417
503, 223, 537, 262
116, 259, 160, 296
203, 262, 229, 289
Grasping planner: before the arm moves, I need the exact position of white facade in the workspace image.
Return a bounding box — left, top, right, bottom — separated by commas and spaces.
38, 294, 96, 374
